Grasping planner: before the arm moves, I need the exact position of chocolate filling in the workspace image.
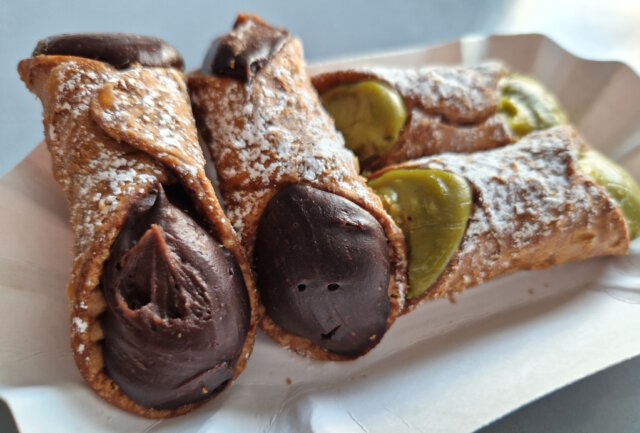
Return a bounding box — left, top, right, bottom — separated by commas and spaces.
202, 15, 288, 81
254, 185, 391, 358
33, 33, 184, 70
100, 184, 249, 410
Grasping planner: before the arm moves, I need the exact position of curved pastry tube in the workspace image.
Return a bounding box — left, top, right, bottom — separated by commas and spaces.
369, 126, 632, 310
189, 15, 408, 361
18, 34, 257, 418
314, 67, 567, 174
313, 64, 516, 171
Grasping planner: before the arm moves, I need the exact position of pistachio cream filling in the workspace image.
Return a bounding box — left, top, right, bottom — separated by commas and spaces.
321, 80, 407, 162
498, 74, 567, 137
369, 169, 472, 298
577, 150, 640, 239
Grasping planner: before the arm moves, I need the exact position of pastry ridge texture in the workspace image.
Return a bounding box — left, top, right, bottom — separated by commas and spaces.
371, 125, 630, 310
189, 32, 408, 361
18, 55, 258, 418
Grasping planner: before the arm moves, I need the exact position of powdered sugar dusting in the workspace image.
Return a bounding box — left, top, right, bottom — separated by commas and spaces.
93, 68, 205, 169
192, 40, 374, 237
418, 128, 582, 250
403, 126, 627, 295
368, 62, 507, 124
45, 61, 198, 263
72, 317, 88, 333
48, 63, 166, 257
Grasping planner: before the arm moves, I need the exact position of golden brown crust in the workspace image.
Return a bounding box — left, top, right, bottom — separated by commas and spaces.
18, 55, 258, 418
312, 64, 515, 171
370, 126, 630, 311
189, 36, 407, 361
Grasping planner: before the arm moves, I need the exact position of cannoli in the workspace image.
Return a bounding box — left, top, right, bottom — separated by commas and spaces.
313, 65, 566, 171
368, 125, 640, 309
189, 15, 407, 360
18, 34, 257, 417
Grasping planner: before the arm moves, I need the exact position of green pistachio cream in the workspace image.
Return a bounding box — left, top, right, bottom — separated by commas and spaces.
498, 74, 567, 137
577, 150, 640, 240
321, 74, 567, 164
321, 80, 407, 162
369, 169, 472, 299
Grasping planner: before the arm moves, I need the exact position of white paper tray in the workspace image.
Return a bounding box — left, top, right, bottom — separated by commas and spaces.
1, 34, 639, 433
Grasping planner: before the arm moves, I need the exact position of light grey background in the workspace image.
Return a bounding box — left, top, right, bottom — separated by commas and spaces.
1, 0, 639, 431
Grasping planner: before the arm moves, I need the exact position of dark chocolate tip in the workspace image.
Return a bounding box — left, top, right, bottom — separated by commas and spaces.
254, 185, 391, 358
33, 33, 184, 70
100, 184, 250, 409
202, 14, 288, 81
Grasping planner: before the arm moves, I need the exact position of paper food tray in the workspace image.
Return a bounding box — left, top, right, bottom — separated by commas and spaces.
1, 33, 639, 433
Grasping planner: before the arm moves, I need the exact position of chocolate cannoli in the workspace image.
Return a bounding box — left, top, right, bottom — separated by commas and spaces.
18, 34, 257, 417
189, 15, 408, 360
368, 125, 640, 309
313, 65, 566, 171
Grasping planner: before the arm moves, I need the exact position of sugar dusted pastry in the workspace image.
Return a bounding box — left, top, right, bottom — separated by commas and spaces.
189, 15, 408, 360
313, 66, 566, 171
18, 33, 257, 418
369, 126, 640, 309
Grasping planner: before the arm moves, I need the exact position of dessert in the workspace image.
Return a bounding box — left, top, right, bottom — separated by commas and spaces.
369, 126, 640, 308
189, 15, 408, 360
18, 33, 257, 417
313, 66, 566, 171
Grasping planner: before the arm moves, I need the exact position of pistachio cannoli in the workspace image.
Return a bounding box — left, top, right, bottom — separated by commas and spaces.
313, 66, 566, 171
368, 126, 639, 309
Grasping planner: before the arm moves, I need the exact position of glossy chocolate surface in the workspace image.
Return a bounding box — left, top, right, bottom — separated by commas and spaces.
202, 15, 288, 81
100, 185, 249, 409
33, 33, 184, 69
254, 185, 391, 357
